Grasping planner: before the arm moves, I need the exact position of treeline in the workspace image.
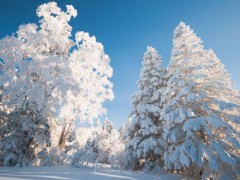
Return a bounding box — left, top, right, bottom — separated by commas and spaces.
0, 1, 239, 180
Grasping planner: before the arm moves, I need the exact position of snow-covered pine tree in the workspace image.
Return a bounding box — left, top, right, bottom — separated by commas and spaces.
197, 49, 240, 179
118, 118, 133, 168
161, 22, 240, 179
102, 118, 114, 134
125, 47, 166, 171
119, 117, 132, 142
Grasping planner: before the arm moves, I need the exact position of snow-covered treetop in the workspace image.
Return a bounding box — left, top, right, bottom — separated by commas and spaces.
37, 2, 77, 35
142, 46, 163, 66
102, 118, 114, 133
171, 22, 204, 66
174, 21, 202, 43
0, 1, 113, 125
137, 46, 165, 91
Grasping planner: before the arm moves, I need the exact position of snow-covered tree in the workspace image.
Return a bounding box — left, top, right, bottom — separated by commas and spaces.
0, 1, 113, 166
125, 47, 166, 171
161, 22, 240, 179
72, 119, 124, 167
0, 107, 51, 167
56, 31, 114, 148
71, 121, 102, 167
119, 117, 132, 142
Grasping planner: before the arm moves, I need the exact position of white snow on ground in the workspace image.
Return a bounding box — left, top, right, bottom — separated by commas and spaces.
0, 166, 188, 180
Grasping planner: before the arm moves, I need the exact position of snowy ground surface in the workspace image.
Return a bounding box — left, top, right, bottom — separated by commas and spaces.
0, 166, 189, 180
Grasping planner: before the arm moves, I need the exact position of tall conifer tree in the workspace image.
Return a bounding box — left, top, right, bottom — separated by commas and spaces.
161, 22, 240, 179
125, 47, 166, 170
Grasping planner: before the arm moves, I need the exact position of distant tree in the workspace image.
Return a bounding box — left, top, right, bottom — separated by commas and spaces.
97, 119, 123, 164
79, 122, 103, 165
125, 47, 166, 171
119, 117, 132, 142
72, 119, 123, 167
161, 22, 240, 179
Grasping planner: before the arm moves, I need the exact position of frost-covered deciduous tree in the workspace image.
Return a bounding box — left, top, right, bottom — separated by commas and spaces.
56, 31, 113, 148
0, 2, 113, 166
161, 22, 240, 179
125, 47, 166, 171
0, 35, 52, 166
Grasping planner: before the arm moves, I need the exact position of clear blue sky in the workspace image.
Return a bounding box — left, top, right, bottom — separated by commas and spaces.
0, 0, 240, 129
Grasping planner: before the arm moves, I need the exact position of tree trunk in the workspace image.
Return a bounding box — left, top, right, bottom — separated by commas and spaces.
58, 121, 73, 149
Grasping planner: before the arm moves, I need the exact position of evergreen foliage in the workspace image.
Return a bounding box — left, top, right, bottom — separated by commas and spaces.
125, 47, 166, 171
